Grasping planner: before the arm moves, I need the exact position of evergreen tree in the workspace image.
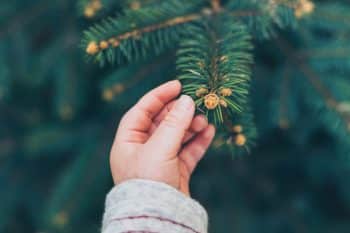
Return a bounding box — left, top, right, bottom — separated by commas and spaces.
1, 0, 350, 232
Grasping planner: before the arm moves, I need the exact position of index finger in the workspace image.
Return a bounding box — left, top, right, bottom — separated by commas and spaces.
134, 80, 182, 120
118, 80, 182, 137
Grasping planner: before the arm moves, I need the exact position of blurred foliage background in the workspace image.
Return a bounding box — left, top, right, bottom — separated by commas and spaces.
1, 0, 350, 233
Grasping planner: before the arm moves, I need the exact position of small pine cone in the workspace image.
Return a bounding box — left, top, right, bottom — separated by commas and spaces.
103, 89, 114, 101
219, 88, 232, 97
196, 87, 209, 97
232, 125, 243, 133
112, 40, 120, 47
91, 0, 102, 10
99, 41, 109, 49
219, 99, 227, 108
113, 84, 124, 94
86, 41, 99, 55
204, 93, 219, 110
132, 31, 142, 40
130, 1, 141, 10
53, 211, 69, 227
108, 38, 116, 44
84, 7, 95, 18
235, 134, 246, 146
295, 0, 314, 18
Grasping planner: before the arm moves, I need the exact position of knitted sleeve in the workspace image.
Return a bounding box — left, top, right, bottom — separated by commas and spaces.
101, 179, 208, 233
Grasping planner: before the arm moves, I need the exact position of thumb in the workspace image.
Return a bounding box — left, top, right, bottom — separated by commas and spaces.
145, 95, 195, 158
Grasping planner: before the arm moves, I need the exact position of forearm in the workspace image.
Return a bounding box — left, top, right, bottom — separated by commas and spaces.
101, 179, 208, 233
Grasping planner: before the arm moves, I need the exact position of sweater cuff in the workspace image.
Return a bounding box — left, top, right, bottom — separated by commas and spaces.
102, 179, 208, 233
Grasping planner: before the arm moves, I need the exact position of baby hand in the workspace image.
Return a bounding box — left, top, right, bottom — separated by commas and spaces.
109, 80, 215, 196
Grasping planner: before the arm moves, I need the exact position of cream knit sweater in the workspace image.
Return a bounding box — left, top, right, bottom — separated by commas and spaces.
101, 179, 208, 233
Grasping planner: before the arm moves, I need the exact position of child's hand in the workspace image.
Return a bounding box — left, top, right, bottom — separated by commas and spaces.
110, 80, 215, 196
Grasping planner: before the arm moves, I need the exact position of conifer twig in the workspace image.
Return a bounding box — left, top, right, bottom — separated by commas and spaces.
114, 13, 203, 42
276, 38, 350, 130
112, 7, 263, 44
299, 48, 350, 59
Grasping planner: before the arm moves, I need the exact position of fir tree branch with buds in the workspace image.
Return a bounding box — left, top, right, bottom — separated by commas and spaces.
80, 0, 323, 154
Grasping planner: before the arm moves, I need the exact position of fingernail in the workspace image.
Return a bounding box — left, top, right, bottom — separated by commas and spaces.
171, 79, 181, 85
167, 80, 181, 87
177, 95, 194, 110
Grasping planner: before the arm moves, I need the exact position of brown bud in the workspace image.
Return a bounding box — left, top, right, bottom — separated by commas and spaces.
130, 1, 141, 10
295, 0, 314, 18
99, 41, 109, 49
108, 38, 116, 44
102, 89, 114, 101
91, 0, 102, 10
219, 99, 227, 108
112, 40, 120, 47
53, 211, 69, 226
195, 87, 209, 97
113, 84, 124, 94
86, 41, 99, 55
232, 125, 243, 133
84, 7, 95, 18
235, 134, 246, 146
132, 31, 141, 40
219, 88, 232, 97
204, 93, 219, 110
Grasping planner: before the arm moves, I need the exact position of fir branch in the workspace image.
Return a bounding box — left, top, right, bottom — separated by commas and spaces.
78, 0, 103, 18
176, 18, 253, 125
225, 107, 257, 156
120, 0, 162, 10
82, 0, 300, 65
212, 107, 257, 156
226, 0, 298, 38
82, 0, 206, 65
276, 38, 350, 131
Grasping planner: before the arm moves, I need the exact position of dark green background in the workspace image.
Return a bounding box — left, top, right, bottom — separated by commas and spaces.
1, 0, 350, 232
